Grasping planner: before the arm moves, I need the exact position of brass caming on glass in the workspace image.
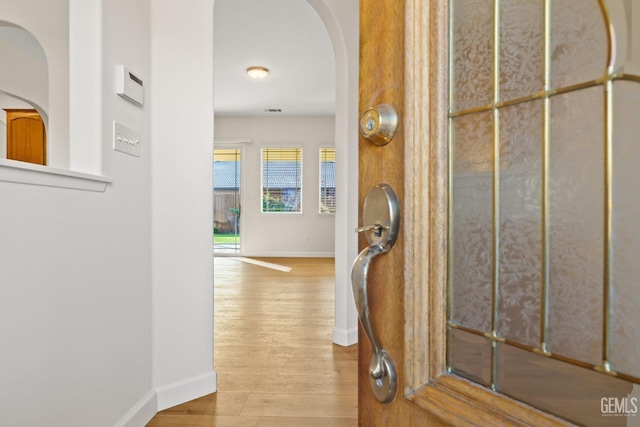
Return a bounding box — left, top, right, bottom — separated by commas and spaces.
447, 0, 640, 389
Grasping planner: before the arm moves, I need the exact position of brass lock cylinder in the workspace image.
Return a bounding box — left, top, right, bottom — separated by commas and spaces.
359, 103, 399, 146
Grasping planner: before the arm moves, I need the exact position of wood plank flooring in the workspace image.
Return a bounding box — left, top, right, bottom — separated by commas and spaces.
147, 257, 358, 427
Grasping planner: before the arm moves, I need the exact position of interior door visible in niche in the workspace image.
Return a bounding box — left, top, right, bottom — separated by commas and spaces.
4, 109, 46, 165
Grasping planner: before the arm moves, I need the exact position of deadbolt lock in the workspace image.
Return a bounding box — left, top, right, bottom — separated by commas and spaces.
359, 104, 398, 146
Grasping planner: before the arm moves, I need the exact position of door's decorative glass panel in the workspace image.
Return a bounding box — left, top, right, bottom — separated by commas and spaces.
451, 0, 494, 113
449, 329, 491, 386
497, 343, 633, 426
451, 111, 493, 332
550, 0, 608, 89
448, 0, 640, 422
499, 0, 543, 102
548, 87, 604, 366
611, 80, 640, 379
497, 101, 542, 348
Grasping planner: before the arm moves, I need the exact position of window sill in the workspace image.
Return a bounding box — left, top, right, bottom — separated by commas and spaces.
260, 211, 303, 215
0, 159, 111, 192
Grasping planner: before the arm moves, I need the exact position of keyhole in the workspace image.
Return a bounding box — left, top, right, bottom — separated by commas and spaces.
366, 118, 376, 131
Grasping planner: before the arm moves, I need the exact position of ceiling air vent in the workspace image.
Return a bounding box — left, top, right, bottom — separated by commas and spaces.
264, 108, 282, 113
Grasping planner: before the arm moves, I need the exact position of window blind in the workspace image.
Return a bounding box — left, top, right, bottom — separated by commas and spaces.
261, 148, 302, 213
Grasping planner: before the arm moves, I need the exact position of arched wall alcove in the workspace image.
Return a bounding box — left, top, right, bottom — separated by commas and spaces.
0, 22, 49, 161
0, 22, 49, 119
0, 0, 68, 169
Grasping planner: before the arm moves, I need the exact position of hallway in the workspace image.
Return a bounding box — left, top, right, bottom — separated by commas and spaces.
147, 257, 357, 426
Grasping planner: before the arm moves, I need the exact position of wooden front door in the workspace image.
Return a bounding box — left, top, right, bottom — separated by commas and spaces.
358, 0, 640, 425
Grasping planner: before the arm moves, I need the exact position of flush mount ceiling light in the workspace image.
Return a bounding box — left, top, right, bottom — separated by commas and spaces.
247, 66, 269, 79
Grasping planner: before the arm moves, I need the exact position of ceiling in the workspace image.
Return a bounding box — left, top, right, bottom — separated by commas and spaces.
213, 0, 336, 117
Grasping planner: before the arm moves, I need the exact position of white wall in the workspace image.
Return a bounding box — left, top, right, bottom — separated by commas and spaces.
151, 0, 216, 411
101, 0, 154, 422
0, 119, 5, 157
69, 0, 103, 175
308, 0, 360, 346
0, 34, 48, 115
0, 1, 154, 427
215, 116, 336, 257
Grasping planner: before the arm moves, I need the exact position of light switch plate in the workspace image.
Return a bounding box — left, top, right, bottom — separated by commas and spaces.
113, 121, 141, 157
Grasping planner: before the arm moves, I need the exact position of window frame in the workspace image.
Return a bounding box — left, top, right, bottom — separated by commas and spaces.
318, 146, 336, 215
260, 147, 303, 214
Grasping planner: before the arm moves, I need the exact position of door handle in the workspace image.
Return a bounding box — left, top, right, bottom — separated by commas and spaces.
351, 183, 400, 404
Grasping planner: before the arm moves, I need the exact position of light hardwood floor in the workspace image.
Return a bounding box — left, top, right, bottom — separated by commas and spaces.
147, 257, 358, 427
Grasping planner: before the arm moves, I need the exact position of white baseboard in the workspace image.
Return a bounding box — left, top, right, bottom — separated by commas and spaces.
333, 327, 358, 346
243, 251, 335, 258
113, 390, 157, 427
156, 369, 217, 411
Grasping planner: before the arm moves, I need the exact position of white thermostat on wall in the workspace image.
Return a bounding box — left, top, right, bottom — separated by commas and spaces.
116, 65, 144, 106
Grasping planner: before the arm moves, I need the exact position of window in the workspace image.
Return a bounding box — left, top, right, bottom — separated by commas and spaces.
261, 148, 302, 213
319, 147, 336, 214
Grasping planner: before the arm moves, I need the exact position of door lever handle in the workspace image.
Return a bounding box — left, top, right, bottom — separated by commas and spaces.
352, 244, 397, 403
351, 183, 400, 404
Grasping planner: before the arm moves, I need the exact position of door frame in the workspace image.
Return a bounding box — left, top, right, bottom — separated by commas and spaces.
213, 144, 244, 256
377, 0, 573, 424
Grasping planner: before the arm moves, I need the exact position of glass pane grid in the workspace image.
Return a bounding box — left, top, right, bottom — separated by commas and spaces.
447, 0, 640, 412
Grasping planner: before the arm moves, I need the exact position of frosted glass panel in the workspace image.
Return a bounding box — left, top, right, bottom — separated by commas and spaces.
451, 0, 494, 112
448, 0, 640, 416
550, 0, 608, 89
498, 101, 543, 348
449, 329, 491, 386
497, 344, 632, 426
548, 87, 604, 365
611, 80, 640, 379
451, 111, 493, 332
499, 0, 543, 101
